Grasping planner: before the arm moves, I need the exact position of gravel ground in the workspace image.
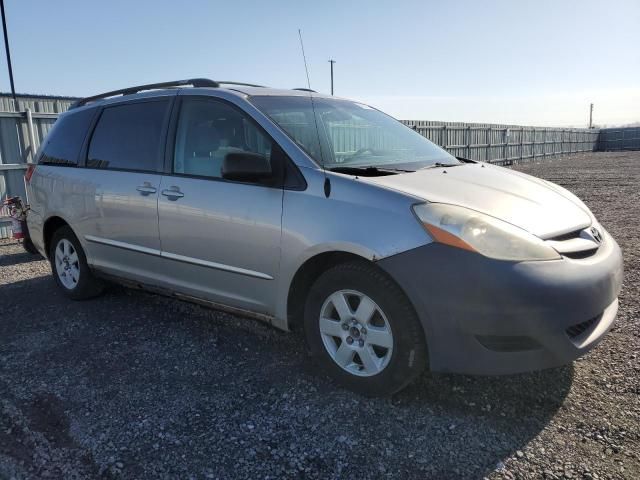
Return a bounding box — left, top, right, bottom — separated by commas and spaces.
0, 151, 638, 479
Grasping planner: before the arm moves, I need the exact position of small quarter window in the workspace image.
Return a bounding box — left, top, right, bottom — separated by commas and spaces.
38, 108, 95, 166
87, 100, 170, 172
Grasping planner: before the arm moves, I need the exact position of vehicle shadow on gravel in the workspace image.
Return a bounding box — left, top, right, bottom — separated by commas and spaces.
1, 262, 574, 479
0, 249, 42, 267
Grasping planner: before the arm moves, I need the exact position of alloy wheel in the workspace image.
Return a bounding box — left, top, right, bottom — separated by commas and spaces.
319, 289, 394, 377
54, 238, 80, 290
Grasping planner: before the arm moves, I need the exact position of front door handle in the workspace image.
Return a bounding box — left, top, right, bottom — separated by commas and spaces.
161, 186, 184, 201
136, 182, 157, 196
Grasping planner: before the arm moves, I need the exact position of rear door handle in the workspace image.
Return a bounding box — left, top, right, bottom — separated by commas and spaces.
161, 187, 184, 200
136, 182, 157, 196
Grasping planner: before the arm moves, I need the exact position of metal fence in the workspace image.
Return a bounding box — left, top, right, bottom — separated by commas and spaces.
0, 94, 77, 237
598, 127, 640, 151
0, 94, 77, 196
401, 120, 600, 165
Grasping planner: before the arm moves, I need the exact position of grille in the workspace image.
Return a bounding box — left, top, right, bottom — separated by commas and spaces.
563, 248, 598, 259
566, 315, 600, 339
545, 227, 601, 260
549, 229, 583, 242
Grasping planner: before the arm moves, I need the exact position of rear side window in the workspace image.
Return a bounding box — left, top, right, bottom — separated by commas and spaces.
38, 108, 95, 166
87, 100, 170, 172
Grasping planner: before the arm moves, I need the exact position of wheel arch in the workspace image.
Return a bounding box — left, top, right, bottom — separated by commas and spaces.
42, 215, 72, 259
286, 251, 368, 331
285, 250, 424, 337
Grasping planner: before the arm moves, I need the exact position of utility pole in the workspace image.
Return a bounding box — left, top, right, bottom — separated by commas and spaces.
589, 103, 594, 129
328, 59, 336, 95
0, 0, 16, 110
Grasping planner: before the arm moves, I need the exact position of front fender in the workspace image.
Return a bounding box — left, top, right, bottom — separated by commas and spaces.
274, 167, 431, 325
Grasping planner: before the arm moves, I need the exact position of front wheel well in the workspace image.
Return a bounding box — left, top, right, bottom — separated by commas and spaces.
43, 216, 70, 258
287, 251, 374, 331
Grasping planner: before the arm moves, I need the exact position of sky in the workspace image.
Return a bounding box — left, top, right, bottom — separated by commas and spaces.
1, 0, 638, 127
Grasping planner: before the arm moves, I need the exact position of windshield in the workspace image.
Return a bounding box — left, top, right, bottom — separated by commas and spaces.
249, 96, 459, 171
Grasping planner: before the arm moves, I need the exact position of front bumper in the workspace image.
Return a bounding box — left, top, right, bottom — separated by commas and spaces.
377, 230, 623, 375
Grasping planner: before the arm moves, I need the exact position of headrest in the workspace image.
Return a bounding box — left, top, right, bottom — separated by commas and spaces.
187, 122, 220, 155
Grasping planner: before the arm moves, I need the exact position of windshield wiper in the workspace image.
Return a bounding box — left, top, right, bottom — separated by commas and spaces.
328, 165, 413, 175
421, 162, 463, 169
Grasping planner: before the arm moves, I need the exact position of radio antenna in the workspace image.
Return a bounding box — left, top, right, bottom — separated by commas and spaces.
297, 29, 330, 197
298, 29, 312, 90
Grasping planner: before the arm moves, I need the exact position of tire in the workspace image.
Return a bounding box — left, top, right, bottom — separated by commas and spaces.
304, 261, 427, 396
49, 226, 103, 300
22, 237, 40, 255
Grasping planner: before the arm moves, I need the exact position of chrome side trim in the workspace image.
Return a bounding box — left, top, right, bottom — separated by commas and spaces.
84, 235, 161, 256
160, 251, 273, 280
84, 235, 273, 280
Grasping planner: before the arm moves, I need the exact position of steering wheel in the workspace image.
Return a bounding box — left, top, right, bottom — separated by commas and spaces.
343, 148, 375, 162
352, 148, 374, 157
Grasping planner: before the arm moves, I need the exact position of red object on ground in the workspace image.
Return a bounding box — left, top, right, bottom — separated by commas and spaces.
11, 218, 25, 239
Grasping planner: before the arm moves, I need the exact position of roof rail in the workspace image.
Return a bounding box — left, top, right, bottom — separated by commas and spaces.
70, 78, 219, 109
218, 81, 266, 88
292, 88, 317, 93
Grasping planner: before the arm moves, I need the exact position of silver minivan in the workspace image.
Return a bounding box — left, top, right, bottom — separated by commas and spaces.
26, 79, 623, 395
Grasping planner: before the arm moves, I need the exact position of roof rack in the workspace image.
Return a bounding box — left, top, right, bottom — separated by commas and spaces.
292, 88, 317, 93
218, 81, 266, 88
69, 78, 219, 109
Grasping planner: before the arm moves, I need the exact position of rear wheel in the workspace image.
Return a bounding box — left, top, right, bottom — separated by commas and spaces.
50, 226, 103, 300
304, 261, 427, 396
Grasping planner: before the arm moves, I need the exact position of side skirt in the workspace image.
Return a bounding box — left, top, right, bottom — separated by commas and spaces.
92, 270, 284, 329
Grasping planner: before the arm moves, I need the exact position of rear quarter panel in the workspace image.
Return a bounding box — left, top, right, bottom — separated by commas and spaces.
27, 165, 98, 256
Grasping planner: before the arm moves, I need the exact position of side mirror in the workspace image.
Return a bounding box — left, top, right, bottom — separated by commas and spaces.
221, 152, 272, 182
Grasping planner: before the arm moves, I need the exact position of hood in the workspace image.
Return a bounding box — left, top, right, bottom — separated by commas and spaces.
362, 163, 593, 239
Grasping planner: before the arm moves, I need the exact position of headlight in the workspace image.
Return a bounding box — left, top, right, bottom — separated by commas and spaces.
413, 203, 561, 261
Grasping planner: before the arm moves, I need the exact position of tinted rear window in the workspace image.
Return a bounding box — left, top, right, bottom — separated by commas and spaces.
87, 100, 170, 172
38, 108, 95, 166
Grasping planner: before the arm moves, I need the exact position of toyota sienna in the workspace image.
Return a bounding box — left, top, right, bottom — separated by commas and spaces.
26, 79, 623, 395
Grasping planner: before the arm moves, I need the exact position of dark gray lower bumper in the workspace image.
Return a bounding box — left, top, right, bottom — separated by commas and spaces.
377, 231, 623, 375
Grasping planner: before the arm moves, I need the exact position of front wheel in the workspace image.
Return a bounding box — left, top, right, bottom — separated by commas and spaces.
304, 261, 427, 396
50, 226, 103, 300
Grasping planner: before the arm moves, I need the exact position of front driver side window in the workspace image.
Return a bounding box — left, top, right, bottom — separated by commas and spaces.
174, 98, 272, 179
